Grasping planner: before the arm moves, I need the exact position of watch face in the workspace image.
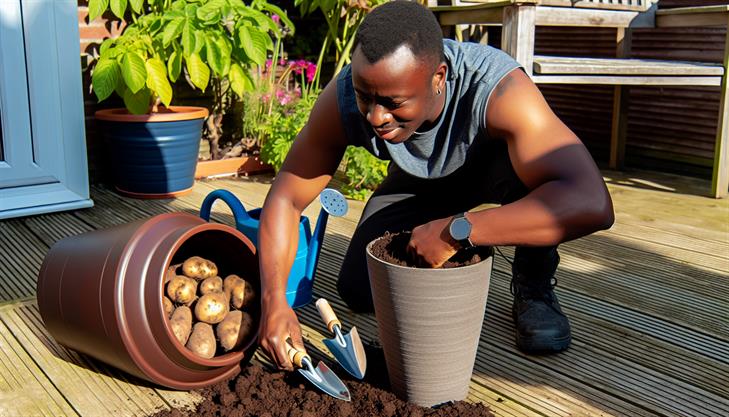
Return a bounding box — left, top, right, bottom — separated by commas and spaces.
450, 217, 471, 241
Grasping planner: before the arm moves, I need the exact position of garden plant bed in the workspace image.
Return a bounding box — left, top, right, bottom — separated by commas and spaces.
154, 344, 494, 417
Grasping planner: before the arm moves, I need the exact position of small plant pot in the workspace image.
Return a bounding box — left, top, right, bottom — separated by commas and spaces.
365, 233, 493, 407
95, 106, 208, 199
36, 212, 259, 389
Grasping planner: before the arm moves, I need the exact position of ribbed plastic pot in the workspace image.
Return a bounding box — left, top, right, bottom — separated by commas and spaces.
95, 106, 208, 199
366, 238, 493, 407
36, 212, 258, 390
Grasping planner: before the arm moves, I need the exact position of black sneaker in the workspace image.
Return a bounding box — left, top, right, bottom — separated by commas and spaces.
510, 250, 571, 354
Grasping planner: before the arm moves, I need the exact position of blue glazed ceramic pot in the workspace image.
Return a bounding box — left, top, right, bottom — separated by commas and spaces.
96, 106, 208, 198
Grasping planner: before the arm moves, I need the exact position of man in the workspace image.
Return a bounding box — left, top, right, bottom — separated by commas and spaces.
257, 1, 614, 370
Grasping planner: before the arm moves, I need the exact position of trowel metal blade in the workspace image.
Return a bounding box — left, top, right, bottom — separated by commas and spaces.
297, 361, 351, 401
323, 326, 367, 379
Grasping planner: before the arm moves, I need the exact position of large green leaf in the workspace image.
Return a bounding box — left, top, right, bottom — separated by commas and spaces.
168, 49, 182, 82
110, 0, 127, 19
88, 0, 109, 22
181, 21, 194, 56
99, 38, 114, 55
129, 0, 144, 14
193, 30, 206, 54
92, 58, 121, 101
146, 57, 172, 107
186, 53, 210, 91
237, 25, 267, 66
205, 35, 224, 77
196, 0, 222, 23
121, 52, 148, 93
228, 63, 252, 98
162, 17, 185, 46
123, 87, 151, 114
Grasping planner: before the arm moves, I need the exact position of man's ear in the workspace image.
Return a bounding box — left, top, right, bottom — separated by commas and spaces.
432, 62, 447, 90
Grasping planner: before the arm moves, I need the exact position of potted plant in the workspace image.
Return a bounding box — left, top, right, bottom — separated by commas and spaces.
90, 0, 292, 197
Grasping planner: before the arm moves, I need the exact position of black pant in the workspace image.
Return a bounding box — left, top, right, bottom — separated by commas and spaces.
337, 139, 559, 313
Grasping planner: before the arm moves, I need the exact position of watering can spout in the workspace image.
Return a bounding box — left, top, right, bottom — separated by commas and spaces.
305, 210, 329, 281
306, 189, 349, 281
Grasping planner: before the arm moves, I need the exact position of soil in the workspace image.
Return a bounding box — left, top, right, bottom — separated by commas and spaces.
153, 344, 494, 417
370, 232, 486, 268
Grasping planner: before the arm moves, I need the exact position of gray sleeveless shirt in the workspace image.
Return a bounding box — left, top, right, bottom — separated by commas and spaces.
337, 39, 520, 179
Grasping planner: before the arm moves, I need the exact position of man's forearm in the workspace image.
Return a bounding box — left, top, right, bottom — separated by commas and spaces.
468, 179, 614, 247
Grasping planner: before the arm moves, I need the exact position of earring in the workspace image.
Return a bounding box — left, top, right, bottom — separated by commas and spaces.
436, 88, 442, 95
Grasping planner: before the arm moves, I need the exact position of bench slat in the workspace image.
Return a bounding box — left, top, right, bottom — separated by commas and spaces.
534, 56, 724, 75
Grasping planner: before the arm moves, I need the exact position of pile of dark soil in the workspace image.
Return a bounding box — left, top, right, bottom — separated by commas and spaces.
370, 232, 486, 268
154, 345, 494, 417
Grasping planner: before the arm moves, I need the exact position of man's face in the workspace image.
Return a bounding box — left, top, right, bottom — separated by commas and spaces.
351, 45, 443, 143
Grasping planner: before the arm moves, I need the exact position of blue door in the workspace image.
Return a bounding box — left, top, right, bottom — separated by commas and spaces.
0, 0, 92, 219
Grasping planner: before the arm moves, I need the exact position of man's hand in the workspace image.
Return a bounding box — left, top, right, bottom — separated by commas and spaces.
408, 216, 458, 268
258, 296, 306, 371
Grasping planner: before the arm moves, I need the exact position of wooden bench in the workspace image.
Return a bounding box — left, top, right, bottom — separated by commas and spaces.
430, 1, 729, 198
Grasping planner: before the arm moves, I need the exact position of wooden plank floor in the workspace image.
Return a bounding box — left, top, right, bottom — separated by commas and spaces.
0, 168, 727, 416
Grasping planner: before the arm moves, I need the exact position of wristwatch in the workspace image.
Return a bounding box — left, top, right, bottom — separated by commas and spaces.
448, 212, 474, 248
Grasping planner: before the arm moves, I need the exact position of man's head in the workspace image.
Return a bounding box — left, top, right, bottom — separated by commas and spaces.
351, 1, 447, 143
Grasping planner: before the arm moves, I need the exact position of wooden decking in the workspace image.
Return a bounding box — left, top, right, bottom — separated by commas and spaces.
0, 169, 727, 416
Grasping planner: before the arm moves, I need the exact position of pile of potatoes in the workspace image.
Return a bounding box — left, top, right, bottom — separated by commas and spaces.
163, 256, 257, 359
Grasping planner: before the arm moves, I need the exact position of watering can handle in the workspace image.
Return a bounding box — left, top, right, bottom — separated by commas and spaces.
199, 189, 250, 223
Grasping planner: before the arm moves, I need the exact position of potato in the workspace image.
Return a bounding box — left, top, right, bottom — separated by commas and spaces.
165, 263, 181, 284
216, 310, 255, 351
169, 306, 193, 345
182, 256, 218, 280
167, 275, 197, 305
223, 275, 256, 309
162, 296, 174, 318
194, 292, 229, 324
199, 276, 223, 295
186, 322, 216, 359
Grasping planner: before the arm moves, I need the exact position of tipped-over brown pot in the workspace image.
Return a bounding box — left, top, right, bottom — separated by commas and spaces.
36, 212, 259, 389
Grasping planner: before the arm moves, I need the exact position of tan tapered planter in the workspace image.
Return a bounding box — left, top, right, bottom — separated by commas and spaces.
366, 238, 493, 407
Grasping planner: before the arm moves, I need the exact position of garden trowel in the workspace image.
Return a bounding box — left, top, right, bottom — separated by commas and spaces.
316, 298, 367, 379
285, 341, 351, 401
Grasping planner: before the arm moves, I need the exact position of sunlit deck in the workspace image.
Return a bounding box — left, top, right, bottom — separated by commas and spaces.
0, 169, 727, 416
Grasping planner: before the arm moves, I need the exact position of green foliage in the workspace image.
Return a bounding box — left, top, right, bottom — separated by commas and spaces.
91, 0, 293, 114
259, 94, 317, 172
341, 146, 388, 201
294, 0, 387, 85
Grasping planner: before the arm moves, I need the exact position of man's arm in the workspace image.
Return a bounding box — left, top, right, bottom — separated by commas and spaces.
471, 69, 614, 247
258, 78, 349, 370
409, 69, 614, 266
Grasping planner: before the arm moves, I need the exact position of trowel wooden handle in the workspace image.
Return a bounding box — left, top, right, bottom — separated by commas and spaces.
316, 298, 341, 333
284, 341, 309, 368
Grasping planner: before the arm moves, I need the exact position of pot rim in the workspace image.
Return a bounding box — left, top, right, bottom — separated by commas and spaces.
365, 237, 493, 272
95, 106, 209, 122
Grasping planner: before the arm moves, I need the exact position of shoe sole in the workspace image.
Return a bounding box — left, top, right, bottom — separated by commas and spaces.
516, 333, 571, 354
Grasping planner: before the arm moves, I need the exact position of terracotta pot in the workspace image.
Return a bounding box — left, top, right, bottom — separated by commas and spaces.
366, 239, 493, 407
194, 154, 273, 179
95, 106, 208, 199
36, 212, 258, 389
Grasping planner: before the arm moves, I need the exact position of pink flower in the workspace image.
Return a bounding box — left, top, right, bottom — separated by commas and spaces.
265, 59, 272, 71
276, 89, 292, 105
272, 14, 280, 25
305, 62, 317, 83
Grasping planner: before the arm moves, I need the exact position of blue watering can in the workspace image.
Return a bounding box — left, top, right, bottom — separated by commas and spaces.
199, 188, 348, 309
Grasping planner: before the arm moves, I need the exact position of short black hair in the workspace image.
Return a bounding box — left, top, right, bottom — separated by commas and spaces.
354, 1, 444, 68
